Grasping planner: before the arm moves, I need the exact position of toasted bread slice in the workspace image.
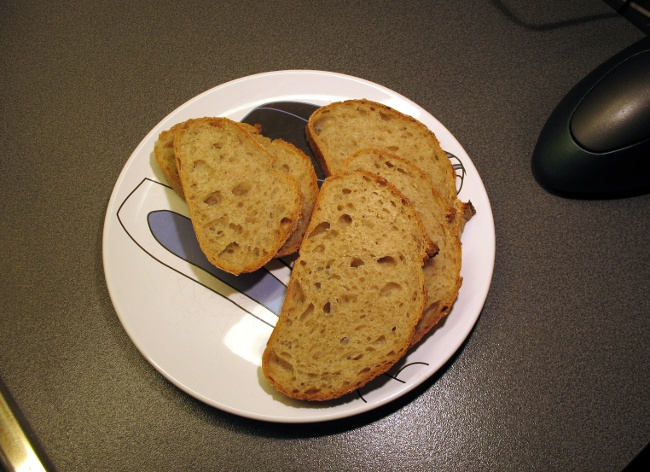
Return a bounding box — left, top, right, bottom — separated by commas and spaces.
306, 99, 458, 207
173, 117, 302, 275
262, 170, 436, 401
341, 149, 464, 344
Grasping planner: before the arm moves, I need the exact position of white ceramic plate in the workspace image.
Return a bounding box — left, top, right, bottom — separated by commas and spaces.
102, 70, 495, 423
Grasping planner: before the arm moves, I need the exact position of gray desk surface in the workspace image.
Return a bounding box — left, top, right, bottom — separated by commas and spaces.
1, 1, 648, 471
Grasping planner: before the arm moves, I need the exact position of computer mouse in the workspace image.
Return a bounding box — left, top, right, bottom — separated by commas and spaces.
532, 36, 650, 196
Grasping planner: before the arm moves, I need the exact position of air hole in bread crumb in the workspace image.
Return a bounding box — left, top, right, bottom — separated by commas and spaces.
280, 217, 293, 227
342, 188, 352, 194
387, 146, 399, 152
268, 351, 294, 372
377, 256, 397, 267
380, 282, 401, 297
206, 217, 227, 234
358, 367, 370, 374
339, 214, 352, 225
340, 336, 349, 345
203, 191, 222, 205
228, 223, 243, 235
191, 159, 209, 172
293, 281, 305, 303
314, 244, 325, 253
373, 335, 386, 344
279, 349, 292, 359
350, 258, 364, 268
323, 302, 331, 314
308, 221, 330, 238
220, 241, 239, 255
299, 303, 314, 321
312, 117, 329, 134
232, 182, 251, 196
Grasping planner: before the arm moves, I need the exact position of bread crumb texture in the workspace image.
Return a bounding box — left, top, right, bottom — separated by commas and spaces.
174, 118, 302, 275
306, 99, 458, 206
341, 148, 464, 346
262, 170, 433, 400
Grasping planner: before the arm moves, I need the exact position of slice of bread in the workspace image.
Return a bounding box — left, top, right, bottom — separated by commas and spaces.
154, 123, 185, 199
251, 134, 319, 257
341, 149, 464, 345
262, 170, 436, 401
306, 99, 458, 207
173, 117, 303, 275
154, 122, 262, 201
154, 121, 315, 257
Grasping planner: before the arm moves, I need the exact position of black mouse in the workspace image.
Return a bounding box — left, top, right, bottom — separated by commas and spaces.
532, 36, 650, 196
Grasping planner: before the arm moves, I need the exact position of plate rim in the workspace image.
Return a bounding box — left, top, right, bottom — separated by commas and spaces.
102, 69, 495, 423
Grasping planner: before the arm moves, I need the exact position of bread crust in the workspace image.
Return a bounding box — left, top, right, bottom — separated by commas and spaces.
262, 170, 435, 401
305, 99, 458, 207
173, 117, 303, 275
153, 124, 185, 199
341, 148, 465, 345
154, 120, 317, 259
251, 134, 319, 257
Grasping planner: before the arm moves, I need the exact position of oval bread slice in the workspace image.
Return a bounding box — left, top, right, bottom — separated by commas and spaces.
154, 121, 316, 258
153, 123, 185, 199
342, 149, 464, 345
173, 117, 303, 275
262, 170, 436, 401
251, 134, 319, 257
306, 99, 458, 207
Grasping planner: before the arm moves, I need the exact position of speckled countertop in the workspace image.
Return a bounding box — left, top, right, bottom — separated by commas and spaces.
1, 1, 648, 471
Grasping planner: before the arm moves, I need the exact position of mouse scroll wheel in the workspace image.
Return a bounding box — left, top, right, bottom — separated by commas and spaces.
570, 50, 650, 153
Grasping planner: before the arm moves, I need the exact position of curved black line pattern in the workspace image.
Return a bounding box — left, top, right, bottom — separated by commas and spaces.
392, 361, 430, 380
355, 361, 431, 402
252, 106, 311, 123
447, 151, 469, 194
147, 209, 287, 316
116, 178, 278, 329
